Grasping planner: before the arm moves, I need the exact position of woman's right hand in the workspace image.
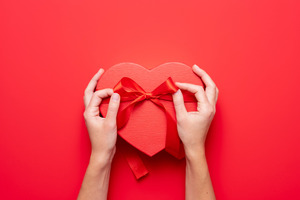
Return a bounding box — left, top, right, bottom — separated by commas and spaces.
172, 64, 219, 159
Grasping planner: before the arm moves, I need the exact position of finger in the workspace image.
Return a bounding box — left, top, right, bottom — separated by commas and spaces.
172, 89, 187, 121
85, 88, 113, 117
106, 93, 121, 123
175, 82, 209, 111
84, 68, 104, 108
192, 64, 217, 104
215, 87, 219, 103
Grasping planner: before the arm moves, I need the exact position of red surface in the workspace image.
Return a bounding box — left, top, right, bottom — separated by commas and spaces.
0, 0, 300, 199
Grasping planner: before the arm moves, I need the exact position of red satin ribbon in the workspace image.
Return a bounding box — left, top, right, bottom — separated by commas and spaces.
100, 77, 197, 179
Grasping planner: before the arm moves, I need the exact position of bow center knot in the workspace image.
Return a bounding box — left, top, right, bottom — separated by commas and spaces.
144, 92, 154, 100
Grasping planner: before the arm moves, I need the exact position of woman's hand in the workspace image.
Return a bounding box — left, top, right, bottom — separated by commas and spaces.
83, 68, 120, 164
172, 64, 219, 159
79, 69, 120, 200
173, 64, 218, 200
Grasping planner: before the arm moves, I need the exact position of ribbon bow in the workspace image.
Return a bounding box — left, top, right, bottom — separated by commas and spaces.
100, 77, 197, 179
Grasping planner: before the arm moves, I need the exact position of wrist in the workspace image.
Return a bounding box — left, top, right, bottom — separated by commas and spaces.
184, 145, 206, 163
89, 150, 115, 169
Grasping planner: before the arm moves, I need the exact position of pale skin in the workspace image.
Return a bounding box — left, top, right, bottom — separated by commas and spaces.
78, 64, 218, 200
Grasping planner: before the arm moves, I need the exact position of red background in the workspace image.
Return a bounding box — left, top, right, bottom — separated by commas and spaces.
1, 0, 300, 199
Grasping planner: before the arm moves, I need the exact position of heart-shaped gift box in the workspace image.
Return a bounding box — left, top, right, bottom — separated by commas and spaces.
96, 62, 204, 178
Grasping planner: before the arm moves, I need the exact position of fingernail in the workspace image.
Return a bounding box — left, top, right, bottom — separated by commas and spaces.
111, 93, 119, 102
193, 64, 200, 69
174, 89, 181, 95
175, 82, 182, 85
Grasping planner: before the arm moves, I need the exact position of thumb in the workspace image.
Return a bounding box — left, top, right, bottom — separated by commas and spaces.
106, 93, 120, 123
172, 89, 187, 121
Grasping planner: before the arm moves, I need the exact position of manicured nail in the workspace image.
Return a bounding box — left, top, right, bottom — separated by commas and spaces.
112, 93, 119, 101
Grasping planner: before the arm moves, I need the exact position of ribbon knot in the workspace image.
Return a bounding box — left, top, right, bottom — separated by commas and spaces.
99, 77, 197, 179
143, 92, 155, 100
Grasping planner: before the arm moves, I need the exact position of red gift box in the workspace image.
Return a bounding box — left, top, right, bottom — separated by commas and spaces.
96, 62, 204, 179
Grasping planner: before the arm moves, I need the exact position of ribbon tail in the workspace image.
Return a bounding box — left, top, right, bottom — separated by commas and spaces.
119, 137, 149, 179
116, 95, 149, 179
165, 111, 185, 159
151, 99, 185, 159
